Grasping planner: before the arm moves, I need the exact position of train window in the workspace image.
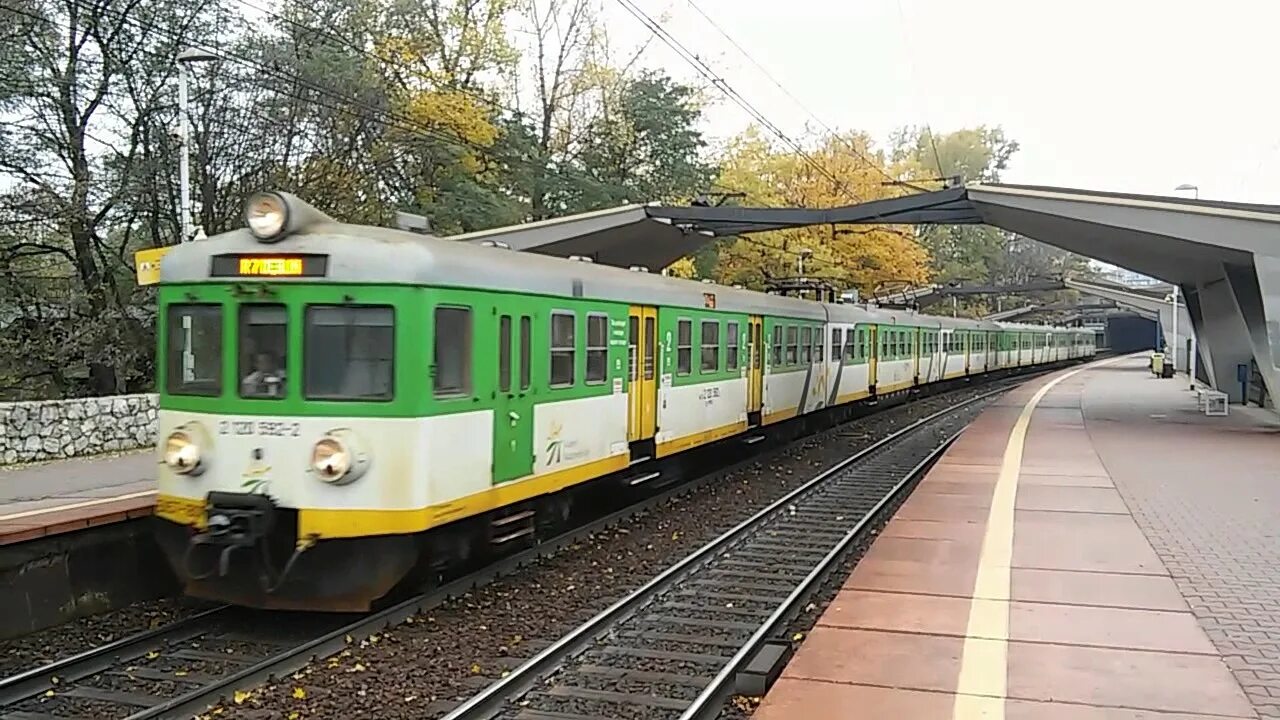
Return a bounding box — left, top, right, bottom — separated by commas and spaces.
700, 320, 719, 372
499, 315, 512, 393
849, 329, 860, 361
238, 305, 287, 399
800, 326, 812, 364
785, 326, 798, 365
644, 316, 656, 381
815, 329, 824, 363
628, 317, 639, 382
771, 326, 783, 366
520, 316, 532, 390
166, 304, 222, 396
832, 328, 843, 361
677, 318, 693, 375
551, 312, 576, 387
586, 313, 608, 384
306, 305, 395, 401
429, 306, 471, 398
727, 321, 740, 371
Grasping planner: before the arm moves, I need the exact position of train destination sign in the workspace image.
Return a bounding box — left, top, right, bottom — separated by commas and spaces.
210, 254, 328, 278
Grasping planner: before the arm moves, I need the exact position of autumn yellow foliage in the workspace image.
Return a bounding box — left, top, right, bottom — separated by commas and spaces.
696, 128, 932, 297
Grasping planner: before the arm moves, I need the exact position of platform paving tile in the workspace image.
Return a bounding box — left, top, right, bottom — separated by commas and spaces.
1015, 485, 1130, 514
843, 557, 977, 598
1007, 641, 1255, 717
1010, 568, 1188, 611
1012, 510, 1167, 575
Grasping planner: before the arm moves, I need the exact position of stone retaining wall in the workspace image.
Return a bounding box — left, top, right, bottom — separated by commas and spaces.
0, 394, 157, 466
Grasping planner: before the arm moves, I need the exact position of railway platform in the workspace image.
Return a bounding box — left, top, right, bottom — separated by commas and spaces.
754, 354, 1280, 719
0, 450, 154, 545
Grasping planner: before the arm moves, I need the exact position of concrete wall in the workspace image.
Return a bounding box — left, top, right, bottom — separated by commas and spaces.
0, 394, 157, 466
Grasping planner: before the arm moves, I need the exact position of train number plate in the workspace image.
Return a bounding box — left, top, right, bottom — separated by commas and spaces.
218, 420, 302, 437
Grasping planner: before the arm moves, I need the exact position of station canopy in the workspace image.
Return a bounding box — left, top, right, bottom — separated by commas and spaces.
453, 184, 1280, 291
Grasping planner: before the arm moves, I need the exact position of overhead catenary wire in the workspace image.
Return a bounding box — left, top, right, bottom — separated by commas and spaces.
681, 0, 906, 190
609, 0, 862, 201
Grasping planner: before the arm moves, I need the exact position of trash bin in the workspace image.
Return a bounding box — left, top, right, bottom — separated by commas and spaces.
1151, 353, 1165, 377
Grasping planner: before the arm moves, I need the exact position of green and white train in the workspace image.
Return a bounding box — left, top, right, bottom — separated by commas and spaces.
154, 192, 1095, 610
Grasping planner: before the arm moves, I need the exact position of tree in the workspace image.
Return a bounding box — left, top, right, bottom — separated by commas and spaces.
0, 0, 217, 396
702, 128, 931, 296
891, 126, 1090, 316
566, 71, 714, 211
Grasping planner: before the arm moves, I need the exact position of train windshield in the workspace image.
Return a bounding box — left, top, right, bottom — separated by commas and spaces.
304, 305, 395, 401
239, 305, 288, 399
166, 304, 223, 396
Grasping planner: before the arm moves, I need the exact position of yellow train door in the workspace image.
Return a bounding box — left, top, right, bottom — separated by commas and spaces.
747, 315, 764, 415
627, 306, 658, 442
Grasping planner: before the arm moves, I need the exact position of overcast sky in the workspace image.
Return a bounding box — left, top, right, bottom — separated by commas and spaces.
600, 0, 1279, 204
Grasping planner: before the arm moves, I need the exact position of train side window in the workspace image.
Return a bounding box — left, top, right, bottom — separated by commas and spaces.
166, 303, 223, 396
550, 311, 576, 387
800, 326, 812, 364
586, 313, 608, 384
726, 321, 740, 371
498, 315, 512, 392
785, 325, 798, 365
677, 318, 693, 375
431, 306, 471, 398
700, 320, 719, 372
815, 328, 824, 362
520, 316, 532, 390
306, 305, 396, 401
832, 328, 843, 361
771, 326, 783, 366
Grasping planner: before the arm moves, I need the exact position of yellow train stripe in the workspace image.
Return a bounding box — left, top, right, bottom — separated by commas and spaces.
298, 453, 630, 539
655, 420, 749, 458
762, 407, 798, 425
876, 380, 914, 394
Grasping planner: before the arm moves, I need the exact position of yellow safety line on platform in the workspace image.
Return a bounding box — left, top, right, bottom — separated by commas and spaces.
0, 489, 156, 522
951, 357, 1121, 719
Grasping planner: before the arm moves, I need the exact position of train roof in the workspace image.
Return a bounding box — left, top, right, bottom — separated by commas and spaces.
161, 205, 1082, 334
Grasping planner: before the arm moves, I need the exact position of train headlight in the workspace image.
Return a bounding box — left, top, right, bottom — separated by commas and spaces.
164, 427, 205, 475
311, 438, 350, 482
310, 429, 370, 485
245, 192, 289, 241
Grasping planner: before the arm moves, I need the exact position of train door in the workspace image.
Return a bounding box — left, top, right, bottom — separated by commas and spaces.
912, 328, 921, 384
746, 315, 764, 417
627, 306, 658, 442
493, 309, 535, 483
868, 325, 879, 390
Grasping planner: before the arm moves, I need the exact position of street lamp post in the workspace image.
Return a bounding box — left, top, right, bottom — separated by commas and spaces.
176, 48, 219, 242
1169, 184, 1199, 378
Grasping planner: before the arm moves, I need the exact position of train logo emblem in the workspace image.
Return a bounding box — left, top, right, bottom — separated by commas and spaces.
545, 421, 565, 465
241, 449, 271, 494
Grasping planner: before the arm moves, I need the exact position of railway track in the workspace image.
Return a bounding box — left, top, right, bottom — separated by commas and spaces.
0, 605, 357, 720
1, 369, 1051, 720
439, 387, 1002, 720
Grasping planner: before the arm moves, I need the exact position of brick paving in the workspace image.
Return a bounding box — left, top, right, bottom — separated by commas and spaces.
1086, 376, 1280, 718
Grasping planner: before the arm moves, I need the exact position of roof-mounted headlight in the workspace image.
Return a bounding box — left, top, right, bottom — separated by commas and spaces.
245, 192, 289, 241
243, 191, 334, 243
